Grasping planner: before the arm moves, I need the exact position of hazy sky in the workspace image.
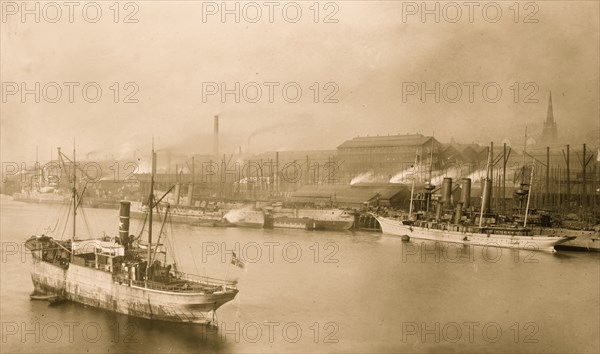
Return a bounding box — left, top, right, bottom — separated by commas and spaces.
1, 0, 599, 163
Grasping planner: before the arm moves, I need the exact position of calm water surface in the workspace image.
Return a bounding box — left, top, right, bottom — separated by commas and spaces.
1, 196, 598, 353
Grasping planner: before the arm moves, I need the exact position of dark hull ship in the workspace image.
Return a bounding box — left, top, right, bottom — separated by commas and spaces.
25, 146, 238, 324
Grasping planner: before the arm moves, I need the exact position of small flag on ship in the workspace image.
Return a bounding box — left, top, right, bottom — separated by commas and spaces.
231, 252, 245, 269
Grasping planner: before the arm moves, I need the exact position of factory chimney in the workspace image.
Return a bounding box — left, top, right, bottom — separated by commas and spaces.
213, 115, 219, 156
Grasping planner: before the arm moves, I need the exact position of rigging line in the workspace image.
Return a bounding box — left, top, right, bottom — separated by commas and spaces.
166, 210, 180, 270
164, 209, 173, 260
151, 205, 170, 266
172, 219, 181, 273
60, 200, 72, 240
186, 241, 201, 278
79, 207, 94, 240
136, 212, 148, 241
190, 242, 200, 278
57, 151, 96, 182
36, 199, 68, 235
155, 186, 175, 205
56, 202, 71, 237
75, 181, 89, 211
179, 218, 203, 278
47, 217, 60, 235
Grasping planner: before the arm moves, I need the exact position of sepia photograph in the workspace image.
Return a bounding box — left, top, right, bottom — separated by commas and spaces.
1, 0, 599, 353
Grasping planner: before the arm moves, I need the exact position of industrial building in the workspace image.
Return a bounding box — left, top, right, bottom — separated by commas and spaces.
336, 134, 443, 183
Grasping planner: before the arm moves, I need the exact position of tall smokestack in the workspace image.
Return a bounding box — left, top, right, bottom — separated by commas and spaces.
441, 177, 452, 206
460, 178, 471, 209
454, 202, 463, 224
174, 183, 181, 205
435, 199, 444, 222
119, 201, 131, 249
186, 183, 193, 206
482, 144, 493, 214
213, 115, 219, 156
481, 179, 492, 214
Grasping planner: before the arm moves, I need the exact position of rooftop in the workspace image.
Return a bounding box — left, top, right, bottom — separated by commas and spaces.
337, 134, 436, 149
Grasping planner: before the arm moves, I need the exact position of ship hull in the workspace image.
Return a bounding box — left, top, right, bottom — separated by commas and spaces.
543, 228, 600, 252
272, 209, 354, 231
376, 216, 575, 252
229, 221, 264, 228
225, 210, 265, 228
29, 259, 237, 324
310, 219, 354, 231
272, 217, 314, 230
132, 210, 227, 227
13, 193, 68, 204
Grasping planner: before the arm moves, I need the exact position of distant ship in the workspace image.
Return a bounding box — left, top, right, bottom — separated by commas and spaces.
274, 208, 354, 231
13, 187, 68, 204
131, 202, 227, 227
25, 146, 238, 324
375, 216, 575, 252
374, 148, 575, 252
270, 215, 315, 230
141, 202, 355, 231
223, 208, 265, 228
215, 207, 355, 231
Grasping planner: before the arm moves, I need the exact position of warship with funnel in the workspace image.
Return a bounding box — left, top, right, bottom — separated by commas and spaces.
374, 146, 576, 252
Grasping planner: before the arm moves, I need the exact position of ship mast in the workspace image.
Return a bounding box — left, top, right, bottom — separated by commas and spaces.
424, 137, 435, 216
408, 153, 417, 220
36, 145, 40, 191
479, 145, 492, 228
428, 138, 433, 184
71, 144, 77, 261
523, 159, 535, 227
146, 142, 156, 284
521, 126, 528, 200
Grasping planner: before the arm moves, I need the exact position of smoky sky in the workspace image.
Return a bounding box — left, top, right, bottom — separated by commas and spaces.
1, 1, 598, 163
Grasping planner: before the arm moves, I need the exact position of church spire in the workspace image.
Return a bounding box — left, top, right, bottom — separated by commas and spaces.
541, 90, 558, 143
546, 91, 554, 124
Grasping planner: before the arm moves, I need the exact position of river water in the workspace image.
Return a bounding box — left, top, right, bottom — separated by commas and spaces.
1, 196, 598, 353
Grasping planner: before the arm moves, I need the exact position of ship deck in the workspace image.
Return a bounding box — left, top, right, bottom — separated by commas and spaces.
115, 273, 235, 294
408, 220, 534, 236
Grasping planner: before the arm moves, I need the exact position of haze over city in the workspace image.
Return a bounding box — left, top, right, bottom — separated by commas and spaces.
1, 1, 598, 162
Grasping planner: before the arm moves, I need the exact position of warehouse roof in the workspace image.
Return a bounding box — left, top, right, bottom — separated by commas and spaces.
289, 185, 407, 205
337, 134, 437, 149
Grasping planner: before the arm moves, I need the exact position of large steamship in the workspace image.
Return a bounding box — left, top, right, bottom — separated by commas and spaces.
374, 148, 576, 252
25, 147, 238, 324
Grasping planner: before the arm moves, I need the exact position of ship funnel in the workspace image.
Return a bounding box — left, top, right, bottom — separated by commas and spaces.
186, 183, 193, 206
454, 202, 463, 224
441, 178, 452, 206
435, 198, 444, 222
119, 201, 131, 248
460, 178, 471, 209
481, 179, 492, 213
174, 183, 181, 205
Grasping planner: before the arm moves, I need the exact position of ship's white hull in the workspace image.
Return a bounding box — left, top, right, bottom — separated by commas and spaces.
542, 228, 600, 252
375, 216, 574, 252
